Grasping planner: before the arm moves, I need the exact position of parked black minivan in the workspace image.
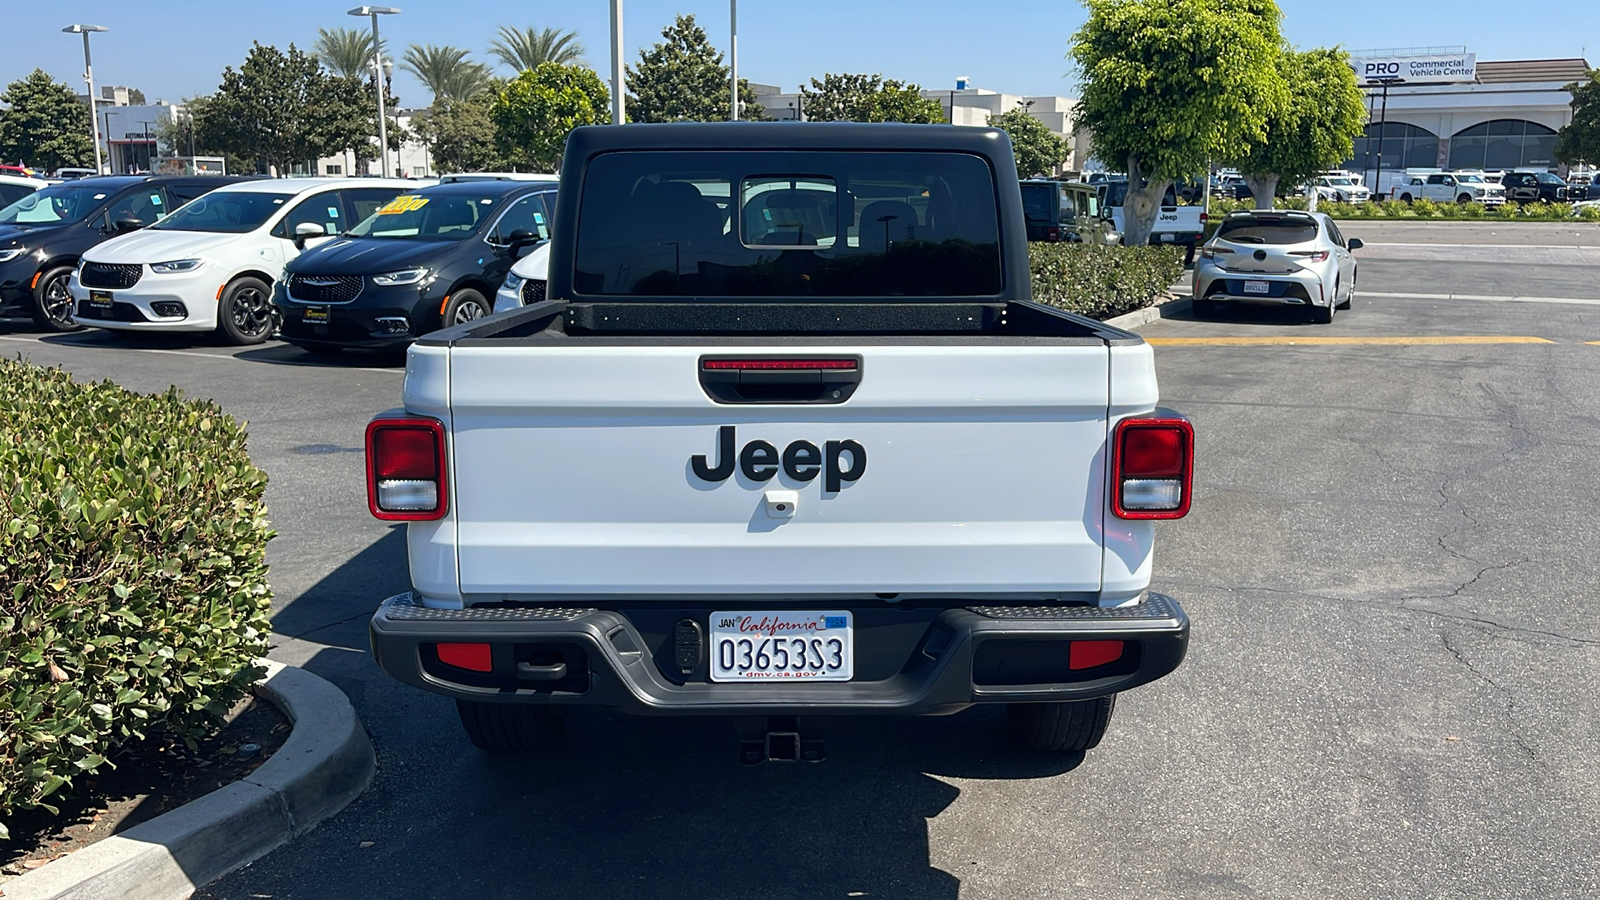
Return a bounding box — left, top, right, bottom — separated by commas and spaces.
0, 175, 251, 330
273, 179, 555, 352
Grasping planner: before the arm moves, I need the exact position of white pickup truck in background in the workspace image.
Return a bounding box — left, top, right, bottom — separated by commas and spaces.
1101, 180, 1207, 263
1387, 171, 1506, 205
366, 123, 1193, 763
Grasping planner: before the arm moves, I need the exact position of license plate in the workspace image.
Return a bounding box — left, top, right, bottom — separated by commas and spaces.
89, 290, 113, 309
1243, 280, 1271, 294
302, 306, 330, 323
1159, 232, 1175, 242
709, 611, 853, 682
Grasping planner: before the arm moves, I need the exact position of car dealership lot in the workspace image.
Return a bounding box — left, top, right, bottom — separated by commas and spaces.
4, 222, 1598, 898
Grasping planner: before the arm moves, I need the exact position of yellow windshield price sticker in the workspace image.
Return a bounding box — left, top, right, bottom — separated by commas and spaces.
377, 196, 429, 215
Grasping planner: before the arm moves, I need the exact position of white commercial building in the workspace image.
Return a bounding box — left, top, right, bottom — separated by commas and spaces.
1345, 56, 1589, 180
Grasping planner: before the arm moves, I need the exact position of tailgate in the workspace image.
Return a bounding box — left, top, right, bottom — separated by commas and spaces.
445, 343, 1110, 598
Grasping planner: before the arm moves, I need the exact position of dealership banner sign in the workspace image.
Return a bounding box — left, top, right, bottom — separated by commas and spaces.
1352, 54, 1477, 85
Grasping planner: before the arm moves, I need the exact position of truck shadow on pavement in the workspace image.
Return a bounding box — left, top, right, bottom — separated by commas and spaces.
247, 531, 1086, 900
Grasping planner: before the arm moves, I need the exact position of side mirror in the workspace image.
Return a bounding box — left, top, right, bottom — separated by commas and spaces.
292, 221, 326, 249
1346, 237, 1363, 251
113, 217, 144, 234
506, 229, 540, 258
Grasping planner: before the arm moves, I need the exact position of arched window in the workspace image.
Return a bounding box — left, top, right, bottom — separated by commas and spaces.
1448, 120, 1558, 170
1344, 123, 1439, 173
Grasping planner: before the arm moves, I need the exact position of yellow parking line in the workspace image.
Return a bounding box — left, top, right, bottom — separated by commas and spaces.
1586, 341, 1600, 346
1146, 336, 1556, 346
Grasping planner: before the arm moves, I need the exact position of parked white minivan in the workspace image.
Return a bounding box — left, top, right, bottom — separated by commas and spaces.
70, 177, 416, 343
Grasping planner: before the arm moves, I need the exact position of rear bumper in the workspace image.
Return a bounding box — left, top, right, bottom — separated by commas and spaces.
369, 592, 1189, 716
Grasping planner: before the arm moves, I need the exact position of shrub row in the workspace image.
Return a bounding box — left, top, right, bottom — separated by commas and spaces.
0, 360, 273, 838
1029, 242, 1186, 320
1208, 196, 1600, 222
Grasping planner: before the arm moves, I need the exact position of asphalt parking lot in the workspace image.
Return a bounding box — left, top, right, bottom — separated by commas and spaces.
5, 220, 1599, 899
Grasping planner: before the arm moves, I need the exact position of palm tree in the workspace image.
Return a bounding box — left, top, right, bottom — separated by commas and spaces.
488, 26, 584, 72
402, 44, 494, 103
313, 27, 386, 79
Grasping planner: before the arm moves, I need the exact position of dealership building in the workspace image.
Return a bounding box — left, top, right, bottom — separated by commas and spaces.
1343, 53, 1590, 180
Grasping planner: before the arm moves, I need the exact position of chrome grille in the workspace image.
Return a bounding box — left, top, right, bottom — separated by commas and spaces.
288, 274, 363, 304
80, 262, 143, 289
520, 279, 546, 305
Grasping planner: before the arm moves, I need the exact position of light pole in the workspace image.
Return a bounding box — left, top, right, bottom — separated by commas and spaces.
349, 6, 399, 177
138, 119, 155, 172
63, 25, 109, 175
729, 0, 738, 121
609, 0, 625, 124
368, 57, 395, 176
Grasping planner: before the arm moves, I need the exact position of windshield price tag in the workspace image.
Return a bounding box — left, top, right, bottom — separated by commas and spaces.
709, 611, 854, 682
377, 196, 429, 215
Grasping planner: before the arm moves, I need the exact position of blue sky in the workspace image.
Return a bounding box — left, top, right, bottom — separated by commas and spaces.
10, 0, 1595, 109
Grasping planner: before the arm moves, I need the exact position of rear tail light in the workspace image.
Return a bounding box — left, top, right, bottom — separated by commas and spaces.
1111, 415, 1194, 519
1290, 250, 1330, 262
1046, 225, 1062, 242
1199, 211, 1208, 225
366, 416, 448, 521
1200, 247, 1232, 261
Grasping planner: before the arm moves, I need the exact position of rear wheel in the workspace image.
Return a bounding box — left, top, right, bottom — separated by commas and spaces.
1336, 276, 1353, 310
455, 700, 565, 754
1007, 696, 1116, 753
1400, 193, 1413, 204
1311, 295, 1335, 324
216, 277, 274, 345
29, 265, 81, 332
1457, 193, 1473, 204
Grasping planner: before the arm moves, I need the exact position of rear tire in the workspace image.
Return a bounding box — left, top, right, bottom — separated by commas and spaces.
217, 277, 274, 345
30, 265, 81, 332
1457, 193, 1472, 204
1311, 300, 1334, 324
455, 700, 565, 754
1007, 696, 1116, 753
1336, 277, 1353, 310
1400, 193, 1413, 204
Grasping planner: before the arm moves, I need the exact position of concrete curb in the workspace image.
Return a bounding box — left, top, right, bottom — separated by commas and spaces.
1102, 294, 1193, 331
3, 660, 375, 900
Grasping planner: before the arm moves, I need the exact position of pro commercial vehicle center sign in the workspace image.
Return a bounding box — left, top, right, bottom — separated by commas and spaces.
1352, 54, 1477, 85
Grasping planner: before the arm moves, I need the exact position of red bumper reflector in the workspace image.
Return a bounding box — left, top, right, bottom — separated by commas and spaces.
1069, 640, 1125, 670
437, 642, 492, 672
702, 359, 858, 370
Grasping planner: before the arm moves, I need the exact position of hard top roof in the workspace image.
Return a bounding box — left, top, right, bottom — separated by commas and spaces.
210, 176, 414, 195
564, 122, 1011, 159
406, 179, 554, 197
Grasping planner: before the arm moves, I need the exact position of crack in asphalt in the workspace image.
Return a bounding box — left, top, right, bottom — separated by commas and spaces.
1439, 631, 1540, 764
276, 610, 373, 642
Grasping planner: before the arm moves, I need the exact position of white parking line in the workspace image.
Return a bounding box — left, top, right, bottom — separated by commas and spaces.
0, 335, 404, 374
1366, 242, 1600, 251
1362, 291, 1600, 307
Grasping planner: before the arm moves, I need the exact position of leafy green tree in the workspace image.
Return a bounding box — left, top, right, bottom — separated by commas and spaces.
492, 62, 610, 172
489, 26, 585, 72
313, 26, 387, 79
989, 107, 1072, 177
413, 92, 505, 173
403, 44, 494, 103
0, 70, 95, 171
1231, 48, 1366, 208
197, 43, 379, 175
627, 14, 764, 123
128, 88, 147, 105
799, 73, 945, 123
1070, 0, 1287, 245
1556, 69, 1600, 168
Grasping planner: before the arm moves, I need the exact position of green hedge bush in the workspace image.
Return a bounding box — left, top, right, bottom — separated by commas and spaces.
0, 361, 273, 838
1210, 196, 1600, 222
1029, 242, 1186, 320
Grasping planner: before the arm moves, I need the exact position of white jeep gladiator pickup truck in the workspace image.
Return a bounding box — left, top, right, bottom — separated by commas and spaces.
366, 123, 1193, 762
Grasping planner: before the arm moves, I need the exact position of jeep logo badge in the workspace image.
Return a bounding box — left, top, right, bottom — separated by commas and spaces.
691, 425, 865, 491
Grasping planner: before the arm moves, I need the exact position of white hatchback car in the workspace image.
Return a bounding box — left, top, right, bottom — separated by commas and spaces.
70, 177, 415, 344
1192, 210, 1362, 324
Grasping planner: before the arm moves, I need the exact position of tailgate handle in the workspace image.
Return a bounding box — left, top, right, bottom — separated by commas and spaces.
699, 356, 862, 404
517, 661, 568, 681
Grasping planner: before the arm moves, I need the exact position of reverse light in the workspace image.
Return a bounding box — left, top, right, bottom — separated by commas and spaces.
1111, 415, 1194, 520
373, 267, 430, 286
366, 416, 448, 521
0, 248, 26, 264
150, 258, 202, 273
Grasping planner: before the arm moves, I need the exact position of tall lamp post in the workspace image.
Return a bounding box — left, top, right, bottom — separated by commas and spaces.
138, 119, 155, 173
63, 24, 109, 175
348, 6, 399, 177
609, 0, 625, 125
729, 0, 738, 121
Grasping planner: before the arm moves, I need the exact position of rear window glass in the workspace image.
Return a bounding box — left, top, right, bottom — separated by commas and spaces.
574, 151, 1002, 298
1216, 217, 1319, 245
1019, 183, 1055, 222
